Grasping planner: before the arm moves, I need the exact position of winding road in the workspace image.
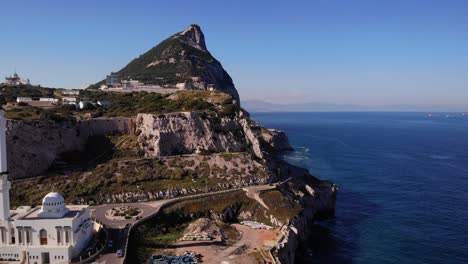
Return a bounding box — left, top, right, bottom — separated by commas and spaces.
89, 183, 282, 264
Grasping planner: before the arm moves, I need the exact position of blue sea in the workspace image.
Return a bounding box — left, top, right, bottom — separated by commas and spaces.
251, 112, 468, 264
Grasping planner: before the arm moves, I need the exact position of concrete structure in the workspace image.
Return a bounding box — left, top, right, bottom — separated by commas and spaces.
0, 110, 93, 264
121, 80, 140, 89
16, 97, 32, 103
61, 90, 79, 96
176, 82, 189, 89
39, 98, 59, 104
3, 72, 30, 86
105, 73, 121, 87
61, 97, 77, 105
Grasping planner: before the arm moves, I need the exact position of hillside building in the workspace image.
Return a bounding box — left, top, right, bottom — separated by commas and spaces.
121, 80, 141, 89
61, 90, 80, 96
3, 72, 30, 86
16, 97, 33, 103
39, 98, 59, 104
0, 110, 94, 264
61, 97, 77, 105
105, 73, 121, 87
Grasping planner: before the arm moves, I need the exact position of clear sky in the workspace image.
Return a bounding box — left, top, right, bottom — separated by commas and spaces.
1, 0, 467, 110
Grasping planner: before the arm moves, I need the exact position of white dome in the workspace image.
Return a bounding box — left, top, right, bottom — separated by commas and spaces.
42, 192, 65, 205
38, 192, 69, 218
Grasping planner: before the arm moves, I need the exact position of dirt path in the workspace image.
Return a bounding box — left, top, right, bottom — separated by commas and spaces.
171, 224, 280, 264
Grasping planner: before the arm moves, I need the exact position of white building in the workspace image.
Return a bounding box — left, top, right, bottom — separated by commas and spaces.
39, 98, 59, 104
0, 111, 94, 264
3, 72, 30, 86
61, 97, 77, 105
61, 90, 80, 96
121, 80, 140, 89
16, 97, 33, 103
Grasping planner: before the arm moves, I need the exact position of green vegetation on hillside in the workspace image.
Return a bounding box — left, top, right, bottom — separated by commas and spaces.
260, 190, 302, 223
88, 32, 219, 89
2, 88, 239, 121
127, 191, 261, 263
126, 188, 301, 263
0, 85, 55, 105
9, 131, 261, 206
78, 90, 236, 117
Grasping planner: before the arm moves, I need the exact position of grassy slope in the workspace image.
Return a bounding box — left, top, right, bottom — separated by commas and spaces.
3, 89, 239, 121
9, 132, 263, 206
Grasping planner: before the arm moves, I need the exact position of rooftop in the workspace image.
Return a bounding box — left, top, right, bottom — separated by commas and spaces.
11, 205, 88, 221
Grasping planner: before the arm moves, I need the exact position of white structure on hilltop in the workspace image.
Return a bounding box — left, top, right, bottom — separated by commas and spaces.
0, 110, 94, 264
3, 72, 31, 86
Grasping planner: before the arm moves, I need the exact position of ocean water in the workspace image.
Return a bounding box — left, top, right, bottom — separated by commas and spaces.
251, 112, 468, 264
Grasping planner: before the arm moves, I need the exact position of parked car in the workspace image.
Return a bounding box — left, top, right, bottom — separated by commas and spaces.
116, 249, 123, 258
107, 240, 113, 248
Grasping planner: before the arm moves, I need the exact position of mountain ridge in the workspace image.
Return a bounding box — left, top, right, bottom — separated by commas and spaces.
89, 24, 240, 102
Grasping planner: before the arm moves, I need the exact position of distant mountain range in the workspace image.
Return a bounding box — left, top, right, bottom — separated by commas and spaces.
242, 99, 466, 112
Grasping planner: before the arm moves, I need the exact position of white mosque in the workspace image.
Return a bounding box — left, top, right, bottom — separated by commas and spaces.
0, 110, 94, 264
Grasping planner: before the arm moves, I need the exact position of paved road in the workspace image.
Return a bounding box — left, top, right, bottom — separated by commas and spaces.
89, 185, 276, 264
90, 201, 165, 264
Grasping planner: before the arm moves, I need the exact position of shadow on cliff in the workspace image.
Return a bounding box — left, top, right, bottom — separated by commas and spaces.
52, 135, 115, 171
298, 189, 380, 264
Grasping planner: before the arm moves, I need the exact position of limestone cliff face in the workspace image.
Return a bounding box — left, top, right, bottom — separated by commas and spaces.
136, 112, 247, 156
135, 111, 291, 159
273, 175, 337, 264
6, 113, 291, 180
6, 118, 135, 179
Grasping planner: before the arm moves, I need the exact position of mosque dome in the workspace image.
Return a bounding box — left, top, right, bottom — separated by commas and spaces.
38, 192, 69, 218
42, 192, 65, 205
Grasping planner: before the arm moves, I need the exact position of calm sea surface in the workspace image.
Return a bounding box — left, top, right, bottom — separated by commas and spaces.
251, 112, 468, 264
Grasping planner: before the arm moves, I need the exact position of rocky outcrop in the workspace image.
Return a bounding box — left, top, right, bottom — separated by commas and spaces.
273, 176, 337, 264
136, 112, 291, 159
7, 118, 135, 179
136, 112, 248, 156
6, 111, 291, 180
176, 24, 208, 52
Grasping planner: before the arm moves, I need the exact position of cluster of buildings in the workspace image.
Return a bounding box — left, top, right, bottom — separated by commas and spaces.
0, 110, 95, 263
2, 72, 32, 86
16, 94, 77, 109
14, 89, 110, 110
99, 73, 178, 94
100, 73, 145, 90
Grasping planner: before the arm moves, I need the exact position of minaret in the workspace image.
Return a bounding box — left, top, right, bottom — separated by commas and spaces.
0, 110, 10, 221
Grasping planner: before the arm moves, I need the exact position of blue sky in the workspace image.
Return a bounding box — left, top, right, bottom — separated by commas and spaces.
1, 0, 467, 110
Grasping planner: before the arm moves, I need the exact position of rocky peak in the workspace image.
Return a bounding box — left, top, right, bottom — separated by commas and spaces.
90, 24, 240, 102
175, 24, 207, 52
